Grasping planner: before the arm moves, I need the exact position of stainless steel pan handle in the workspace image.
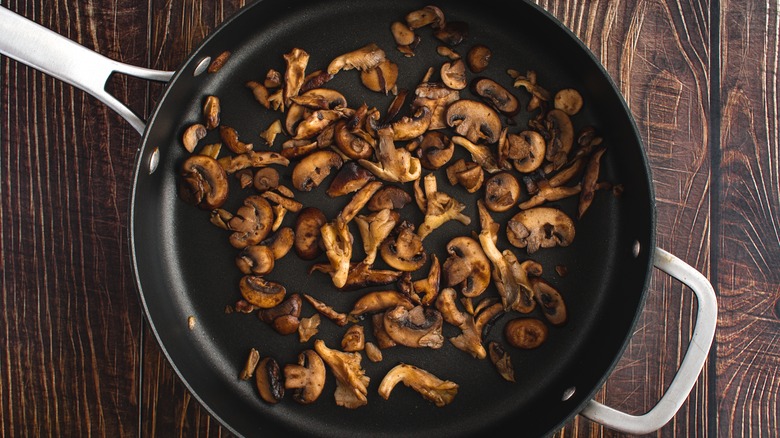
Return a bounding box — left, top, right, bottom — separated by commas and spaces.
581, 247, 717, 434
0, 6, 173, 134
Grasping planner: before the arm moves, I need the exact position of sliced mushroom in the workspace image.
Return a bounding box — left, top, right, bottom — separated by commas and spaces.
511, 69, 551, 112
283, 47, 310, 107
358, 126, 422, 183
203, 95, 220, 129
466, 44, 491, 73
391, 20, 416, 46
320, 219, 353, 289
413, 81, 460, 130
504, 317, 548, 349
518, 180, 581, 210
418, 131, 454, 170
261, 226, 295, 260
313, 340, 370, 409
293, 108, 350, 140
178, 155, 229, 210
291, 150, 343, 192
294, 207, 327, 260
220, 125, 253, 154
349, 290, 414, 318
471, 77, 519, 116
411, 254, 441, 306
532, 278, 567, 325
364, 342, 383, 362
240, 348, 260, 380
253, 167, 280, 192
446, 100, 502, 144
265, 68, 282, 88
326, 161, 376, 197
445, 158, 484, 193
366, 185, 412, 211
437, 45, 461, 60
503, 130, 546, 173
506, 207, 576, 253
360, 59, 399, 94
247, 81, 271, 108
380, 220, 427, 271
578, 146, 607, 219
405, 5, 445, 29
440, 59, 467, 90
327, 43, 386, 75
310, 262, 404, 291
554, 88, 583, 115
383, 305, 444, 349
333, 117, 375, 160
337, 180, 383, 224
284, 350, 326, 404
239, 276, 286, 309
484, 172, 521, 212
182, 123, 207, 153
443, 236, 491, 297
228, 195, 275, 248
260, 119, 283, 146
378, 363, 458, 407
236, 244, 275, 275
258, 293, 302, 335
255, 357, 284, 404
302, 294, 351, 327
355, 208, 400, 265
218, 151, 290, 174
372, 313, 397, 349
417, 173, 471, 240
341, 324, 365, 352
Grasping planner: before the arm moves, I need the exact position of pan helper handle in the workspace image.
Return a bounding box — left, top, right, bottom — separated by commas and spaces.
0, 6, 172, 134
580, 247, 717, 434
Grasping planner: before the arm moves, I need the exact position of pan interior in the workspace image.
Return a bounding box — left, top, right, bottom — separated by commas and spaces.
131, 0, 656, 437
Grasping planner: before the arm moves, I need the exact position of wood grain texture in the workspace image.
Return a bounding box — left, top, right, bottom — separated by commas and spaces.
719, 0, 780, 436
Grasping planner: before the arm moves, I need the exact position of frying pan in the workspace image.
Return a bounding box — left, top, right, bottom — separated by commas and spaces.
0, 1, 717, 436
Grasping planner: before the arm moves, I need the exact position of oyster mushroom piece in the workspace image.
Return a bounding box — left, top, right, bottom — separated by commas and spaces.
471, 77, 519, 116
412, 253, 441, 306
337, 180, 383, 225
182, 123, 207, 153
283, 47, 310, 107
417, 173, 471, 240
435, 287, 486, 359
313, 340, 370, 409
443, 236, 491, 298
355, 208, 400, 265
203, 95, 220, 129
327, 43, 386, 75
349, 290, 413, 318
310, 262, 404, 292
488, 341, 516, 382
544, 109, 575, 169
341, 324, 366, 352
446, 100, 502, 144
451, 135, 505, 173
217, 151, 290, 174
361, 59, 399, 94
326, 161, 376, 197
413, 82, 460, 130
484, 172, 521, 212
320, 219, 353, 289
503, 130, 546, 173
228, 195, 275, 248
434, 20, 469, 46
378, 363, 458, 407
383, 305, 444, 349
239, 276, 286, 309
255, 357, 284, 404
284, 350, 326, 404
405, 5, 446, 29
358, 127, 422, 183
178, 155, 229, 210
506, 207, 576, 253
291, 150, 344, 192
380, 220, 427, 271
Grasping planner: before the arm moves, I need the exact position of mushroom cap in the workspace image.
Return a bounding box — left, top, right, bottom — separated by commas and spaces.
544, 109, 574, 167
291, 149, 344, 192
235, 244, 275, 275
383, 305, 444, 349
471, 77, 519, 115
506, 207, 576, 253
366, 185, 412, 211
445, 99, 502, 144
377, 363, 458, 407
483, 171, 521, 212
178, 154, 229, 210
440, 59, 467, 90
443, 236, 491, 297
239, 275, 287, 309
505, 130, 546, 173
326, 161, 376, 197
294, 207, 327, 260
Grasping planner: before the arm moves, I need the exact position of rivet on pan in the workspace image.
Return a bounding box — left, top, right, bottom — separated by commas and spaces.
193, 57, 212, 76
632, 240, 641, 258
148, 147, 160, 174
561, 387, 576, 401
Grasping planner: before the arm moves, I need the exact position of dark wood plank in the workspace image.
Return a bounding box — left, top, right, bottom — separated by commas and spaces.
534, 1, 713, 436
0, 0, 149, 436
719, 1, 780, 436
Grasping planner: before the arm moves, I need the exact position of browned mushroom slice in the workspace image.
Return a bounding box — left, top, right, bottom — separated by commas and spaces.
228, 195, 275, 248
364, 342, 383, 362
218, 151, 290, 174
283, 47, 310, 107
391, 20, 417, 46
260, 226, 295, 260
441, 59, 467, 90
532, 278, 567, 325
182, 123, 207, 153
392, 106, 433, 141
178, 155, 229, 210
326, 161, 376, 197
311, 262, 404, 292
358, 127, 422, 183
466, 44, 491, 73
437, 45, 460, 59
413, 82, 460, 130
412, 254, 441, 306
203, 95, 220, 129
220, 125, 253, 154
360, 59, 399, 94
451, 135, 505, 173
435, 288, 486, 359
504, 317, 548, 349
405, 5, 445, 29
488, 341, 515, 382
418, 131, 454, 170
484, 172, 521, 212
380, 220, 427, 271
443, 236, 491, 297
445, 158, 484, 193
293, 206, 327, 260
284, 350, 326, 404
446, 100, 502, 144
337, 180, 383, 225
247, 81, 271, 109
239, 276, 286, 309
261, 189, 302, 213
355, 208, 400, 265
236, 244, 275, 275
302, 294, 350, 327
366, 185, 412, 211
383, 305, 444, 349
506, 207, 576, 253
511, 69, 551, 112
554, 88, 583, 115
239, 348, 260, 380
320, 219, 353, 289
291, 150, 343, 192
417, 173, 471, 240
544, 109, 575, 169
290, 87, 348, 110
260, 119, 284, 146
372, 313, 397, 349
255, 357, 284, 404
378, 363, 458, 407
333, 117, 375, 161
265, 68, 282, 88
578, 146, 607, 219
293, 108, 350, 140
504, 256, 541, 313
253, 167, 280, 192
258, 293, 302, 335
341, 324, 365, 352
280, 139, 321, 160
349, 290, 414, 318
327, 43, 386, 75
313, 340, 370, 409
471, 77, 519, 116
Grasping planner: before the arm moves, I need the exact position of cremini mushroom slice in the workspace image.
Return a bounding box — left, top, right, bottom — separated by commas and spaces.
291, 150, 343, 192
434, 21, 469, 46
294, 207, 327, 260
283, 349, 326, 404
220, 125, 253, 154
358, 126, 422, 183
417, 173, 471, 240
182, 123, 207, 153
543, 108, 575, 169
255, 357, 285, 404
578, 146, 607, 219
258, 293, 303, 335
327, 43, 387, 75
391, 20, 416, 46
355, 208, 400, 265
378, 363, 458, 407
313, 340, 370, 409
518, 179, 581, 210
360, 59, 399, 94
372, 313, 397, 349
228, 195, 275, 248
532, 277, 567, 325
466, 44, 491, 73
383, 305, 444, 349
506, 207, 576, 253
392, 106, 433, 141
261, 226, 295, 260
239, 275, 286, 309
405, 5, 445, 29
446, 100, 502, 144
440, 59, 467, 90
265, 68, 282, 88
418, 131, 454, 170
203, 95, 220, 129
218, 151, 290, 174
283, 47, 310, 107
445, 158, 484, 193
349, 290, 414, 318
236, 244, 275, 275
209, 208, 233, 230
443, 236, 491, 297
471, 77, 519, 116
504, 317, 548, 349
503, 130, 546, 173
310, 262, 404, 291
380, 220, 427, 271
366, 185, 412, 211
484, 172, 521, 212
488, 341, 515, 382
320, 219, 353, 289
240, 348, 260, 380
303, 294, 350, 326
253, 167, 280, 192
247, 81, 271, 109
413, 82, 460, 130
178, 155, 229, 210
451, 135, 505, 173
337, 180, 383, 224
326, 161, 377, 197
333, 106, 376, 160
341, 324, 366, 352
364, 342, 383, 362
554, 88, 583, 115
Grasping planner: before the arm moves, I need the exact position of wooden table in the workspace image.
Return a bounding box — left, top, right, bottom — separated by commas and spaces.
1, 0, 777, 436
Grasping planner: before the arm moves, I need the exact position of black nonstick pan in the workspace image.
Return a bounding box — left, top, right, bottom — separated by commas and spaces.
0, 1, 717, 437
